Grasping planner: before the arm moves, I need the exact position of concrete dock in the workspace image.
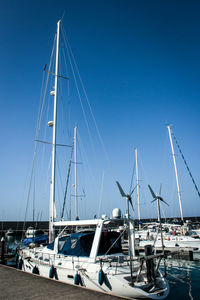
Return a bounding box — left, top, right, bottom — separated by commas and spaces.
0, 265, 129, 300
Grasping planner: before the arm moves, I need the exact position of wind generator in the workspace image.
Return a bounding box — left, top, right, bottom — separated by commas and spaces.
116, 181, 137, 285
116, 181, 136, 216
148, 184, 169, 253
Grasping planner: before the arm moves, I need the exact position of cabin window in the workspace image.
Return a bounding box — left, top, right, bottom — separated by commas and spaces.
98, 231, 122, 255
47, 241, 54, 250
58, 236, 69, 251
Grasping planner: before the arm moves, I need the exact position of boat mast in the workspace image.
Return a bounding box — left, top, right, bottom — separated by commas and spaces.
74, 126, 79, 220
49, 20, 61, 243
135, 148, 141, 226
167, 125, 184, 222
157, 199, 164, 252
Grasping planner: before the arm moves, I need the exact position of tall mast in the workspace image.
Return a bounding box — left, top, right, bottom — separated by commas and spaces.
74, 126, 79, 220
49, 20, 61, 243
167, 125, 184, 222
135, 148, 141, 224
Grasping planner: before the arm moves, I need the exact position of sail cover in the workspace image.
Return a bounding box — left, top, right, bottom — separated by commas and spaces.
58, 231, 122, 257
58, 232, 95, 257
24, 234, 49, 246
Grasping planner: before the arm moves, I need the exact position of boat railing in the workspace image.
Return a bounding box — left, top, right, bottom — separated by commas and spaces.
98, 252, 164, 264
97, 251, 164, 279
23, 247, 165, 285
27, 246, 164, 265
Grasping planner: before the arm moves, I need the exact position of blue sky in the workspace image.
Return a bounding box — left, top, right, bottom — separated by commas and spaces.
0, 0, 200, 221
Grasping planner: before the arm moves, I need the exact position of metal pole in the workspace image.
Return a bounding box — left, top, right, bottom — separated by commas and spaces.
74, 126, 79, 220
158, 200, 164, 253
167, 125, 184, 222
0, 236, 5, 264
127, 198, 134, 286
135, 148, 141, 226
49, 20, 61, 243
157, 200, 160, 222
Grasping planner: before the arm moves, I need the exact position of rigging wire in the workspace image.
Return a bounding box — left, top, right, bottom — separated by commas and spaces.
136, 151, 157, 219
23, 34, 57, 228
36, 34, 56, 140
77, 129, 99, 194
38, 36, 56, 183
61, 24, 116, 180
58, 44, 66, 138
129, 161, 136, 195
40, 74, 54, 176
56, 154, 65, 218
61, 26, 103, 215
98, 172, 105, 218
61, 42, 71, 140
171, 131, 200, 199
61, 25, 96, 155
61, 143, 74, 220
33, 173, 35, 222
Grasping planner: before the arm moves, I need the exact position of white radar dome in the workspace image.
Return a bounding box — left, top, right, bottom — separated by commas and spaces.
112, 208, 121, 219
101, 214, 107, 220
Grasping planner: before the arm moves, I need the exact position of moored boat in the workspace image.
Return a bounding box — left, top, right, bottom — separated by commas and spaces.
18, 19, 170, 299
19, 214, 169, 299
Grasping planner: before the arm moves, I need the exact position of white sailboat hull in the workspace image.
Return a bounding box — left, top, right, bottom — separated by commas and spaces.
19, 247, 169, 299
139, 236, 200, 250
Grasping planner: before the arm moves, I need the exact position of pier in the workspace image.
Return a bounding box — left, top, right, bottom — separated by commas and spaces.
0, 264, 129, 300
122, 243, 198, 261
135, 246, 196, 260
0, 216, 200, 235
0, 221, 49, 236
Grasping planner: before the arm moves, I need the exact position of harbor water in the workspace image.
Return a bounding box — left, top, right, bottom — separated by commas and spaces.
163, 259, 200, 300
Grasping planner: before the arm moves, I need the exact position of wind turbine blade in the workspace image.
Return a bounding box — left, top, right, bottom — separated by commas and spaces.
160, 199, 169, 206
148, 185, 157, 199
116, 181, 126, 197
130, 184, 137, 196
151, 199, 157, 203
159, 184, 162, 196
129, 198, 134, 211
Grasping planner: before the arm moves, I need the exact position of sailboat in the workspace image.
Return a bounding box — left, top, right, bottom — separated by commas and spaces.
137, 126, 200, 252
18, 20, 169, 299
138, 198, 200, 251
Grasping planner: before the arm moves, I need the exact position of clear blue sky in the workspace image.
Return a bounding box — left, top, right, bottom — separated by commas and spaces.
0, 0, 200, 221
